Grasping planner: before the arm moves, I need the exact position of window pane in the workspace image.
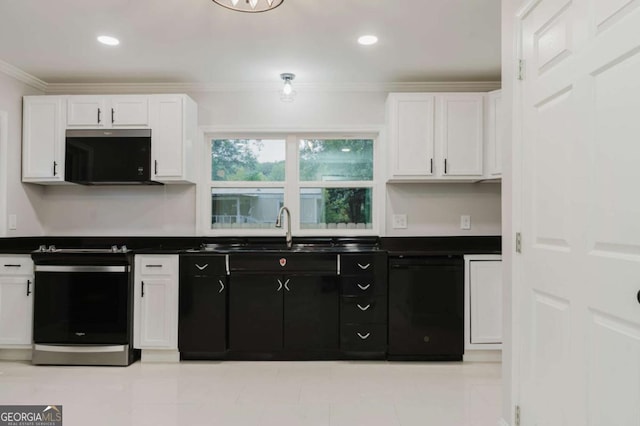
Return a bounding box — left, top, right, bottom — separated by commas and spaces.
212, 139, 285, 181
211, 188, 284, 229
300, 187, 372, 230
299, 139, 373, 181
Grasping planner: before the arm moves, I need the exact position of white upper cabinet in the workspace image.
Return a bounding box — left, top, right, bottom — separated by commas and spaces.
439, 94, 484, 177
485, 90, 503, 178
387, 92, 485, 181
387, 93, 436, 177
67, 95, 150, 128
149, 94, 197, 183
22, 96, 66, 183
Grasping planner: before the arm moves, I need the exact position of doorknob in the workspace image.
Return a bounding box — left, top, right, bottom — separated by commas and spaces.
637, 289, 640, 304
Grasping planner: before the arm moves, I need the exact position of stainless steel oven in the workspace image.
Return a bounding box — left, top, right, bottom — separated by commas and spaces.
31, 248, 137, 366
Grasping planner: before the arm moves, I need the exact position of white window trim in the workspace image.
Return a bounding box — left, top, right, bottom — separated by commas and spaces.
198, 127, 384, 237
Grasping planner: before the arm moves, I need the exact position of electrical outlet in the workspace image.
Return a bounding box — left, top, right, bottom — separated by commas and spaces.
392, 214, 408, 229
8, 214, 17, 230
460, 215, 471, 230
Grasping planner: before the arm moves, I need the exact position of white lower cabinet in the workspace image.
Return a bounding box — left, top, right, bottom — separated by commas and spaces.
0, 255, 34, 347
464, 255, 502, 360
133, 255, 179, 351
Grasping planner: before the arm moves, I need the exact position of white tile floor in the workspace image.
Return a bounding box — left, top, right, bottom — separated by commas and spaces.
0, 360, 501, 426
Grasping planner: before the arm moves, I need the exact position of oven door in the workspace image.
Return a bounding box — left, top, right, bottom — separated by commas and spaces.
33, 265, 130, 344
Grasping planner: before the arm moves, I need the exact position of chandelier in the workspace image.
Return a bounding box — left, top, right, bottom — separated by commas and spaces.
212, 0, 284, 13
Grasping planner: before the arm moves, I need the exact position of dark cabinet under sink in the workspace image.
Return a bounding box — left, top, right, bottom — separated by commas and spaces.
229, 273, 339, 353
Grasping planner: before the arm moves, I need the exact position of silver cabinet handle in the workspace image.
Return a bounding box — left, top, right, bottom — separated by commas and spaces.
357, 263, 371, 270
357, 304, 371, 311
195, 264, 208, 271
357, 332, 370, 340
284, 279, 290, 292
357, 284, 371, 291
277, 279, 283, 292
218, 279, 225, 293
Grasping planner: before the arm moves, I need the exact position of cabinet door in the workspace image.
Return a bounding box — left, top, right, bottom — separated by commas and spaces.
388, 94, 436, 177
469, 260, 502, 344
229, 275, 282, 352
150, 95, 184, 179
284, 275, 339, 351
67, 96, 106, 127
22, 96, 64, 181
110, 96, 150, 127
440, 94, 484, 177
135, 277, 177, 349
0, 276, 33, 345
486, 90, 503, 177
179, 274, 227, 353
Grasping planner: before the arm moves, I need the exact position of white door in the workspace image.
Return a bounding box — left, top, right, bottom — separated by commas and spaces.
0, 276, 33, 345
110, 96, 150, 127
67, 96, 105, 127
516, 1, 640, 425
439, 94, 484, 177
150, 95, 184, 180
135, 277, 176, 349
470, 260, 502, 344
22, 96, 64, 181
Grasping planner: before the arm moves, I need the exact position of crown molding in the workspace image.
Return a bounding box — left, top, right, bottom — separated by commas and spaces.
0, 60, 48, 92
45, 80, 501, 95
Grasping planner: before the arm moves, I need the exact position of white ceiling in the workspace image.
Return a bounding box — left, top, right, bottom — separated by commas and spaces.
0, 0, 501, 87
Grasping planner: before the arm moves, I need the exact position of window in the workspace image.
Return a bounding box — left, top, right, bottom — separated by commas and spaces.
205, 135, 378, 235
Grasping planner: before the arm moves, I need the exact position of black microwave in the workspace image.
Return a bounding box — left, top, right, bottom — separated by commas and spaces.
65, 129, 162, 185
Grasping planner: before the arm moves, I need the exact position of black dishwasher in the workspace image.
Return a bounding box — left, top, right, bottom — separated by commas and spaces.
388, 255, 464, 361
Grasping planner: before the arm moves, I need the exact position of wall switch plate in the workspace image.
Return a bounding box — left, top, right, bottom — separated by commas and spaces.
460, 215, 471, 230
8, 214, 16, 230
392, 214, 408, 229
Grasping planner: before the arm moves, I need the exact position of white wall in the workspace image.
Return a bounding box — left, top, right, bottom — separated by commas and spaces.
385, 183, 501, 236
0, 72, 46, 237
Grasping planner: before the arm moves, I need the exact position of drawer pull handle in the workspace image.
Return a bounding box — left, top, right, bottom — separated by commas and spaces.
27, 279, 32, 296
145, 264, 163, 268
357, 284, 371, 291
3, 264, 21, 267
357, 304, 371, 311
357, 263, 371, 270
284, 279, 290, 292
357, 332, 371, 340
277, 279, 283, 292
195, 264, 208, 270
218, 280, 225, 293
141, 281, 145, 297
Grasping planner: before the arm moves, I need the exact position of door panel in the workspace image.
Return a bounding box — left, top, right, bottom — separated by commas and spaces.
517, 0, 640, 424
229, 275, 282, 352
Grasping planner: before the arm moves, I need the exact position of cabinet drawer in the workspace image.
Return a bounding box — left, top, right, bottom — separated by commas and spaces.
340, 254, 378, 275
341, 276, 384, 296
180, 255, 227, 277
137, 256, 177, 276
0, 256, 34, 276
341, 323, 386, 352
341, 296, 387, 324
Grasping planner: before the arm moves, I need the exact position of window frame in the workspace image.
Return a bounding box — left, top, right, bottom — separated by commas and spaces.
198, 130, 383, 237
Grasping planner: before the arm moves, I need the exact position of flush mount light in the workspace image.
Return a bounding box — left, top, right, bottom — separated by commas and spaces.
280, 73, 296, 102
97, 35, 120, 46
357, 35, 378, 46
212, 0, 284, 13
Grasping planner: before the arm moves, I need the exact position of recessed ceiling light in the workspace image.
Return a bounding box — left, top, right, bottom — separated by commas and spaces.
358, 35, 378, 46
97, 35, 120, 46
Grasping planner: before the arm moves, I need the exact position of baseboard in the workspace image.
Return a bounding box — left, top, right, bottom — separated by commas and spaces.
463, 350, 502, 362
140, 349, 180, 363
0, 348, 32, 361
498, 417, 510, 426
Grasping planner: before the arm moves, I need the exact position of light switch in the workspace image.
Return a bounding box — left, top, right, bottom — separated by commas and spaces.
392, 214, 408, 229
8, 214, 17, 230
460, 215, 471, 230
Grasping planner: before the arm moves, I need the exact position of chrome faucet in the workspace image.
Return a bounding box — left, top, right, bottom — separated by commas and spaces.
275, 206, 292, 249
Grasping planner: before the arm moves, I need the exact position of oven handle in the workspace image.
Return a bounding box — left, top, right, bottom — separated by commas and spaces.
34, 265, 129, 273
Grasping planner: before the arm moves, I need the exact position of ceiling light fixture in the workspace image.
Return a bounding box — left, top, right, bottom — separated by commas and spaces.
358, 35, 378, 46
280, 73, 296, 102
97, 35, 120, 46
212, 0, 284, 13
